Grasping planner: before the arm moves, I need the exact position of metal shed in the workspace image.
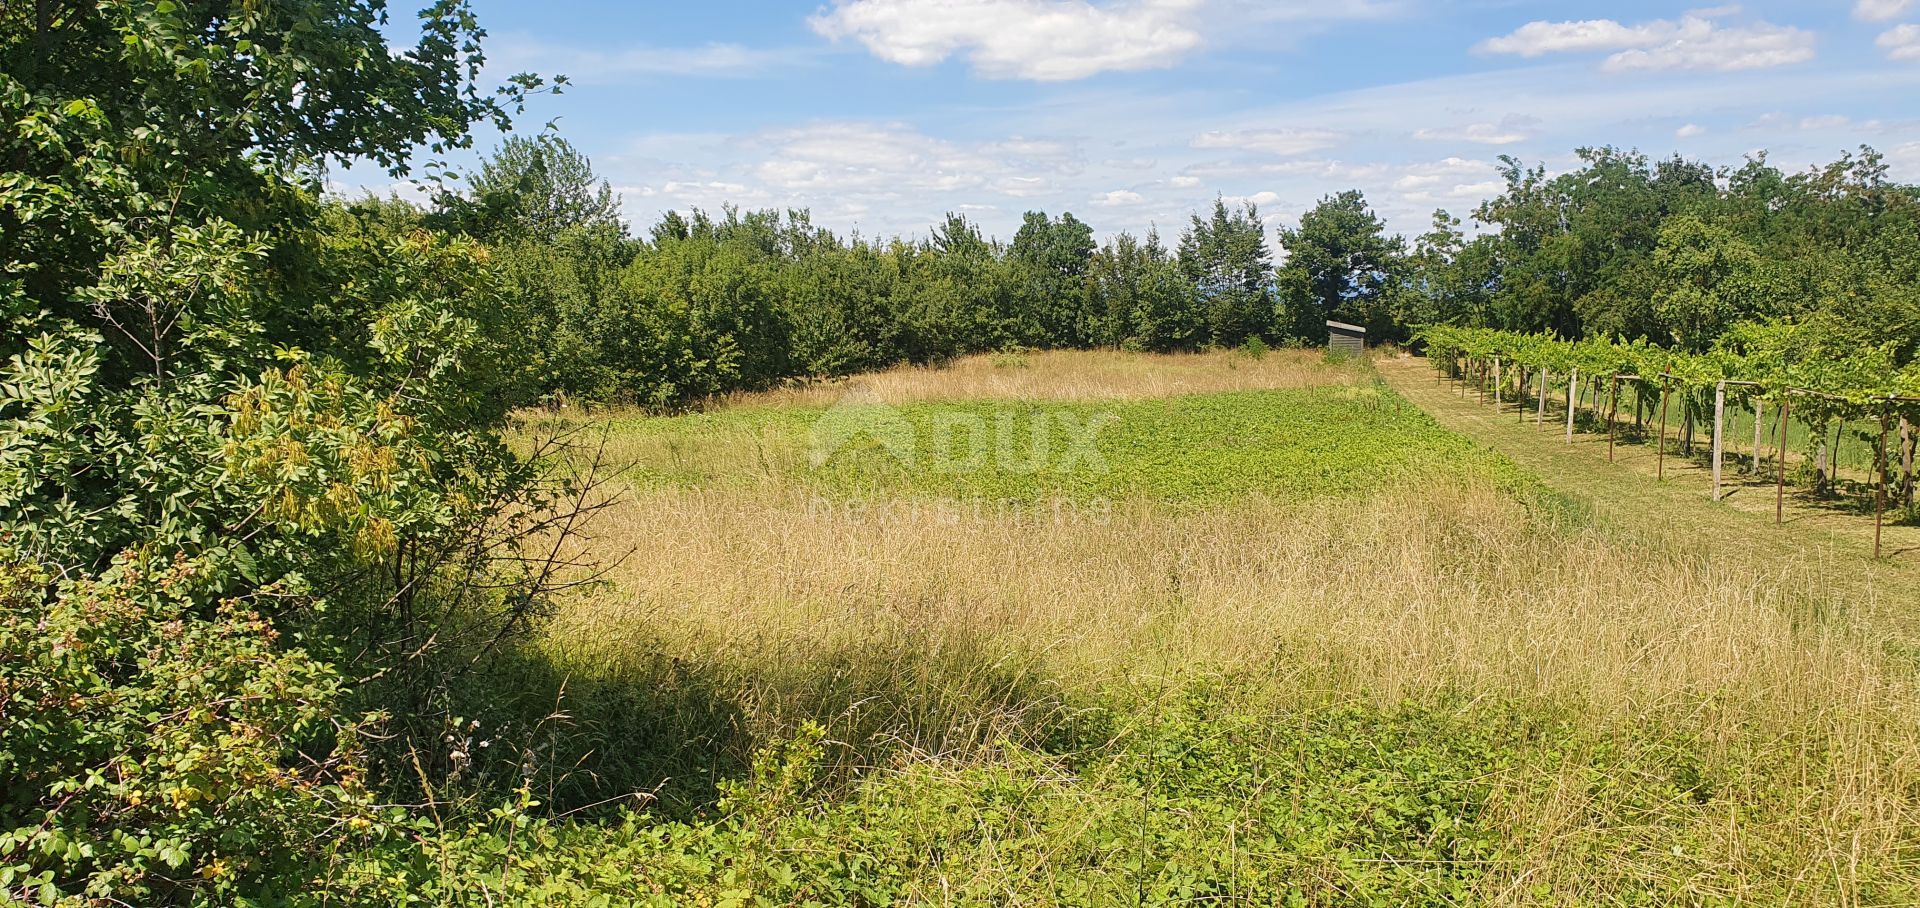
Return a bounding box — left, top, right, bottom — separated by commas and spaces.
1327, 320, 1366, 358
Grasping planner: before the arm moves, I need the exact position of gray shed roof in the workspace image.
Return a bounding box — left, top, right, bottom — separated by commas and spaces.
1326, 320, 1367, 334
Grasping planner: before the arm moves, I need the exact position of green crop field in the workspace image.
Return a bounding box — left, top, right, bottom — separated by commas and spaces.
579, 383, 1532, 504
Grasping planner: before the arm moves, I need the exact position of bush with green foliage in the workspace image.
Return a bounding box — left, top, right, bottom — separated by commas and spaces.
0, 553, 377, 903
0, 0, 583, 900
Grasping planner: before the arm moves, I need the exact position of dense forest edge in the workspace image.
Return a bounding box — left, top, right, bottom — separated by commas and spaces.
387, 136, 1920, 415
5, 1, 1920, 905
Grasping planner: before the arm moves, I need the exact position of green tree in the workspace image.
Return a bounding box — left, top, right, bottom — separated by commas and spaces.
906, 213, 1020, 355
1091, 229, 1201, 351
441, 135, 623, 242
1275, 190, 1407, 342
0, 0, 559, 899
1398, 210, 1496, 328
1650, 215, 1776, 351
1009, 210, 1098, 346
1178, 199, 1274, 346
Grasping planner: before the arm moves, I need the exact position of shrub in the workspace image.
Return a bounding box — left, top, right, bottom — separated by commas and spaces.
0, 551, 380, 904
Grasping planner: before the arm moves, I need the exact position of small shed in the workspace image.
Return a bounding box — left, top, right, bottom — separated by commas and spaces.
1327, 320, 1366, 357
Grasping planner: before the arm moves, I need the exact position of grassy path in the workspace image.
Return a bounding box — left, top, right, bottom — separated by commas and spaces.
1376, 354, 1920, 641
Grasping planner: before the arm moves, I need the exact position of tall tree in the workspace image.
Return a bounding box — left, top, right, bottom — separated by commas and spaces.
1650, 214, 1777, 351
444, 135, 622, 241
1275, 190, 1406, 341
1009, 210, 1098, 346
1, 0, 551, 567
912, 213, 1018, 355
1178, 199, 1274, 346
1398, 209, 1496, 328
1091, 229, 1201, 351
0, 1, 563, 899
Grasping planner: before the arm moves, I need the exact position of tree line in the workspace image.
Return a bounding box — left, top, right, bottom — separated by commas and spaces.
410, 135, 1289, 410
419, 138, 1920, 412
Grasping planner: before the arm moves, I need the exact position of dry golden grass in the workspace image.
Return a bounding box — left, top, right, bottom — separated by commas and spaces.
558, 481, 1901, 725
720, 347, 1365, 407
529, 349, 1920, 902
544, 477, 1920, 900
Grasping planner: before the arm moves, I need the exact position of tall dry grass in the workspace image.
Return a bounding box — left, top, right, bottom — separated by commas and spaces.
542, 478, 1920, 899
525, 348, 1920, 901
720, 347, 1368, 407
557, 480, 1902, 726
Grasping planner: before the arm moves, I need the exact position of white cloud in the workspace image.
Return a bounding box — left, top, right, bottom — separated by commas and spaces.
1476, 11, 1815, 72
1676, 123, 1706, 138
1879, 24, 1920, 60
810, 0, 1205, 81
748, 122, 1083, 196
490, 39, 816, 81
1094, 189, 1148, 206
1181, 157, 1392, 181
1888, 141, 1920, 176
1856, 0, 1915, 22
1223, 0, 1403, 22
1477, 19, 1653, 57
598, 121, 1119, 238
1221, 190, 1285, 208
1798, 114, 1852, 130
1168, 175, 1203, 188
1745, 112, 1884, 132
1412, 115, 1538, 146
1386, 158, 1502, 208
996, 176, 1055, 197
1191, 127, 1345, 156
663, 180, 750, 194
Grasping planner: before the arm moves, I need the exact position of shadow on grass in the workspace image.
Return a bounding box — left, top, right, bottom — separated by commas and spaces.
449, 627, 1071, 820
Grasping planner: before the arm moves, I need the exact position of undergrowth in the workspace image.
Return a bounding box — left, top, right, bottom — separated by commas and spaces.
318, 679, 1920, 906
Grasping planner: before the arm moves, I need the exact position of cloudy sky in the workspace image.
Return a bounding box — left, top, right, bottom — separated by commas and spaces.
339, 1, 1920, 242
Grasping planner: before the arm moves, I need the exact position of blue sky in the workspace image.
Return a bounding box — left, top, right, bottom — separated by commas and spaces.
339, 1, 1920, 242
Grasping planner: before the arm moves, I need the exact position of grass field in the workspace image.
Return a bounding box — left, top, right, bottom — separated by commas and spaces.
477, 349, 1920, 906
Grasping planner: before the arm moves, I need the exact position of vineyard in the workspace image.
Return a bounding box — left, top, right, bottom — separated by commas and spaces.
1415, 324, 1920, 556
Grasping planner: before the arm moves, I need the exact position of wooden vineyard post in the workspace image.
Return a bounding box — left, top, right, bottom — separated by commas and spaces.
1753, 399, 1764, 474
1712, 381, 1725, 501
1536, 368, 1548, 428
1657, 376, 1670, 480
1904, 416, 1916, 507
1877, 407, 1890, 560
1776, 395, 1791, 525
1607, 377, 1621, 462
1493, 358, 1501, 411
1566, 369, 1579, 443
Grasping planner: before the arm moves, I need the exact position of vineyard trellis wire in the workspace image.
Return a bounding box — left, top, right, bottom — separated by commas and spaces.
1412, 325, 1920, 559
